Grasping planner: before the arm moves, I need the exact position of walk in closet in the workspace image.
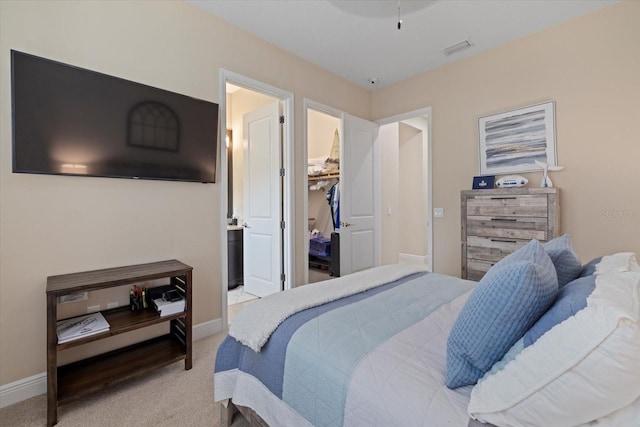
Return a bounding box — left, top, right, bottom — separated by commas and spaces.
307, 109, 341, 281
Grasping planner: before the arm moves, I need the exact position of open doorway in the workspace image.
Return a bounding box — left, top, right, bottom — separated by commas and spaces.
306, 108, 341, 284
303, 99, 381, 284
220, 70, 295, 327
378, 108, 433, 271
225, 84, 277, 322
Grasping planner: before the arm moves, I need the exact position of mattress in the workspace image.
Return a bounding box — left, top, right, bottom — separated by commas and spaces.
215, 268, 479, 426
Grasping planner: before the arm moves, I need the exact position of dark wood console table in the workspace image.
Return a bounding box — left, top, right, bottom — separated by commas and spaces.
46, 260, 192, 426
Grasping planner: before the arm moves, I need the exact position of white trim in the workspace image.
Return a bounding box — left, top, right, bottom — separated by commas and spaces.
398, 253, 431, 270
0, 372, 46, 408
376, 107, 434, 272
372, 119, 382, 267
219, 69, 295, 328
219, 71, 230, 335
0, 319, 225, 408
304, 99, 343, 119
193, 317, 225, 341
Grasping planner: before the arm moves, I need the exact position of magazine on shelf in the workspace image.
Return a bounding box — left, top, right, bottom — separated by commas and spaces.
57, 312, 110, 344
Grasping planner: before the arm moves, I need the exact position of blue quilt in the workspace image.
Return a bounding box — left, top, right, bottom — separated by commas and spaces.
215, 271, 474, 426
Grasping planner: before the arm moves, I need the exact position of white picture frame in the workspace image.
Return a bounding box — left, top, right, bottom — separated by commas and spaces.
478, 101, 556, 175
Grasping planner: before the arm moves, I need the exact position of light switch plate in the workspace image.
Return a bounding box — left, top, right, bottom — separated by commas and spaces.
434, 208, 444, 218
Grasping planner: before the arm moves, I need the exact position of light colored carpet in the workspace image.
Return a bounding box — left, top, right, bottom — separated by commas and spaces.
0, 332, 249, 427
308, 267, 331, 284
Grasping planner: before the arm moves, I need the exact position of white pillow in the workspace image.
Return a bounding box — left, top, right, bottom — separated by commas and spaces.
576, 395, 640, 427
468, 270, 640, 427
595, 252, 640, 274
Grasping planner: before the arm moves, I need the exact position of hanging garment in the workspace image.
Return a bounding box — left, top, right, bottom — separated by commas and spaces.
326, 182, 340, 230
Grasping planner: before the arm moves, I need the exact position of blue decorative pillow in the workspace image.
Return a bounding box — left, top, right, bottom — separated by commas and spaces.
523, 275, 596, 346
543, 234, 582, 287
446, 240, 558, 389
579, 257, 603, 278
478, 276, 596, 376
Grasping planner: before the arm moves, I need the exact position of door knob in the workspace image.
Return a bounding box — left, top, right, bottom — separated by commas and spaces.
242, 223, 251, 228
341, 221, 352, 227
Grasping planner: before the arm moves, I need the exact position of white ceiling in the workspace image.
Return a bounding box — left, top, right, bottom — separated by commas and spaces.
189, 0, 618, 90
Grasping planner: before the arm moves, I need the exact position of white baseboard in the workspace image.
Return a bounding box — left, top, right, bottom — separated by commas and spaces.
0, 372, 47, 409
193, 317, 225, 341
0, 318, 225, 409
398, 253, 430, 270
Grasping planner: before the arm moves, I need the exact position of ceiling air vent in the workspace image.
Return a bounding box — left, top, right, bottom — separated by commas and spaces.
441, 39, 473, 56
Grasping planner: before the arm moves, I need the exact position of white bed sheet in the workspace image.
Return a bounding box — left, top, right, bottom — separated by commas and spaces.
343, 290, 474, 427
217, 290, 477, 427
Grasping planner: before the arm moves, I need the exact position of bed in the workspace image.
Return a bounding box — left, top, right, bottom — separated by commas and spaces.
215, 238, 640, 427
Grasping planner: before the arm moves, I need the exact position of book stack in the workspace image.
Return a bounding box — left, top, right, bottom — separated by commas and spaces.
152, 294, 185, 317
57, 312, 110, 344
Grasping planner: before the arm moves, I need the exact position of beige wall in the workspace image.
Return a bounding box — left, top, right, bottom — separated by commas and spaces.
2, 0, 638, 392
0, 0, 370, 385
398, 123, 426, 256
308, 109, 340, 159
372, 0, 640, 276
379, 123, 401, 264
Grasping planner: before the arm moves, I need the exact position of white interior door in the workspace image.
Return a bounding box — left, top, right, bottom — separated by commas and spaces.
243, 101, 282, 297
340, 114, 380, 275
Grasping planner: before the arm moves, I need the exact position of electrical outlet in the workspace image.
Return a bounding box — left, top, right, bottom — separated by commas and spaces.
106, 302, 119, 310
434, 208, 444, 218
87, 305, 100, 313
59, 292, 88, 304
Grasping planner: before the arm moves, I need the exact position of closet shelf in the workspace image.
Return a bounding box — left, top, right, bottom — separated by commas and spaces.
308, 171, 339, 181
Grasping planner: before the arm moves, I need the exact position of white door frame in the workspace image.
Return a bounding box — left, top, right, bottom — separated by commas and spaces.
376, 107, 433, 271
219, 69, 295, 326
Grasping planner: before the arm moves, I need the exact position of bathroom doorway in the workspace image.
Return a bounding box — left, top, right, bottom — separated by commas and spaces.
220, 70, 294, 326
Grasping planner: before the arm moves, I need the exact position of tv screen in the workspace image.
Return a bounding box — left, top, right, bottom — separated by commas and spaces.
11, 50, 218, 183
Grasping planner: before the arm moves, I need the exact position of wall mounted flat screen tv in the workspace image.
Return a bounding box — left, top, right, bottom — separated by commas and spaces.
11, 50, 218, 183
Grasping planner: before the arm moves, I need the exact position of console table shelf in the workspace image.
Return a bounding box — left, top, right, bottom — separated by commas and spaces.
57, 335, 185, 404
46, 260, 193, 426
56, 306, 185, 351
